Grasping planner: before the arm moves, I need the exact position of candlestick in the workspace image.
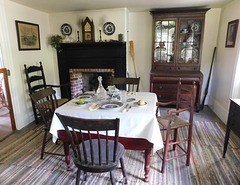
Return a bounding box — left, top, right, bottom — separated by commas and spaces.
77, 30, 81, 43
99, 29, 103, 42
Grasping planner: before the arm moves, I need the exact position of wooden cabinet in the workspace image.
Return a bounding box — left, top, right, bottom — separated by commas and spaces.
150, 8, 209, 111
223, 99, 240, 158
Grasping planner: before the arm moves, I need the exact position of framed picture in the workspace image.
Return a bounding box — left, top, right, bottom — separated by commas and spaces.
225, 19, 239, 48
15, 20, 41, 50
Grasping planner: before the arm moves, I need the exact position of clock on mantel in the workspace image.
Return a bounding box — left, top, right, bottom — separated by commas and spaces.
82, 17, 95, 42
149, 8, 210, 112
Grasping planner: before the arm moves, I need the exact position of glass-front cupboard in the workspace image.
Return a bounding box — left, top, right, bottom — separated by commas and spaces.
150, 8, 209, 111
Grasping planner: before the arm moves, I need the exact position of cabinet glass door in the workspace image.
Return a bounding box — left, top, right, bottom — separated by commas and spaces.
154, 20, 176, 64
178, 19, 202, 64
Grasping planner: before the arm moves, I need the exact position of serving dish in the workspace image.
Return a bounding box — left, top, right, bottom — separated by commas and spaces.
180, 48, 198, 61
190, 22, 201, 32
75, 94, 94, 101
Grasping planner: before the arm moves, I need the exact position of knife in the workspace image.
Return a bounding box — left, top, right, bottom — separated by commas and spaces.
126, 105, 131, 112
121, 104, 129, 112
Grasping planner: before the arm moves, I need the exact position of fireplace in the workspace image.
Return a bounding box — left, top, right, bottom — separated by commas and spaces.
69, 68, 115, 97
57, 42, 126, 98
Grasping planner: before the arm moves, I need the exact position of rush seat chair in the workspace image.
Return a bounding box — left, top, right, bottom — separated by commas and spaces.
156, 80, 196, 173
24, 62, 70, 124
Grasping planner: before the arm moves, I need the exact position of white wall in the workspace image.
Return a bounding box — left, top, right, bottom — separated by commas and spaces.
208, 0, 240, 124
201, 9, 221, 105
129, 12, 152, 92
49, 8, 127, 43
1, 0, 55, 129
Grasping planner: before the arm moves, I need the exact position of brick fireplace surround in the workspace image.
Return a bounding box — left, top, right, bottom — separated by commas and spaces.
69, 68, 115, 98
57, 42, 126, 98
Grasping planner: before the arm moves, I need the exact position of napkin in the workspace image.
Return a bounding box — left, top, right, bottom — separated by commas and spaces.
89, 103, 100, 111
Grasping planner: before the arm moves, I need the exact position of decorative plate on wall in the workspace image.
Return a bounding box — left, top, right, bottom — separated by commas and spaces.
61, 23, 72, 36
103, 22, 115, 35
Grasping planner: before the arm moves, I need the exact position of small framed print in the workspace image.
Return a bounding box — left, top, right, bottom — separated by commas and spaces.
225, 19, 239, 48
15, 20, 41, 50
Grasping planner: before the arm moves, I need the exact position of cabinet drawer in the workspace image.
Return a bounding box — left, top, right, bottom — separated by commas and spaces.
153, 84, 177, 92
156, 93, 177, 102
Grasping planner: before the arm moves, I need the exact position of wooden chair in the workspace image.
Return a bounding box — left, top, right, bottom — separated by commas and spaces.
29, 87, 69, 167
56, 114, 128, 185
156, 80, 196, 173
111, 77, 140, 92
24, 61, 70, 124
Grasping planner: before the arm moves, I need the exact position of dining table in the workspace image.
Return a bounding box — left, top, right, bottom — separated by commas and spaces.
50, 92, 163, 182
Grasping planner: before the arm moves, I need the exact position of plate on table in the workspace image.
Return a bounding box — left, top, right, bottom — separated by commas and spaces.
100, 101, 123, 110
127, 98, 136, 102
133, 101, 147, 107
75, 94, 94, 101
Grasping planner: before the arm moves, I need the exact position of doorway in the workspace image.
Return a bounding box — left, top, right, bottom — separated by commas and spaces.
0, 68, 16, 140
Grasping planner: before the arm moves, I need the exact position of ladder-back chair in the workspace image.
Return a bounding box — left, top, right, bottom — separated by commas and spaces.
112, 77, 140, 92
156, 80, 196, 173
25, 62, 70, 124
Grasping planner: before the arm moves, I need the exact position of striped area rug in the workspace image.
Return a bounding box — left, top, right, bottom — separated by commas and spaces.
0, 121, 239, 185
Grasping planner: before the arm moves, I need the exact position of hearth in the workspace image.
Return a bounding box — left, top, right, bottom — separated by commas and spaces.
57, 42, 126, 98
69, 68, 114, 98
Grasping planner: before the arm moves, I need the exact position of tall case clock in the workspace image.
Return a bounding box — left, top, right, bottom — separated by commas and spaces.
82, 17, 95, 42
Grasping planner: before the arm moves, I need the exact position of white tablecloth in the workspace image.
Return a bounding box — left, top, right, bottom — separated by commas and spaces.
50, 92, 163, 153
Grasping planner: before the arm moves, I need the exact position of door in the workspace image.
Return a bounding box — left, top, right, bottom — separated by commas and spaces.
0, 68, 16, 140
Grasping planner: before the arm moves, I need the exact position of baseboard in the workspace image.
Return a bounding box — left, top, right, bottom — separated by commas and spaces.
208, 96, 229, 125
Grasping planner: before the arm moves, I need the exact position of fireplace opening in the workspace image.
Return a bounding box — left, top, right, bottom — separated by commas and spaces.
70, 68, 114, 98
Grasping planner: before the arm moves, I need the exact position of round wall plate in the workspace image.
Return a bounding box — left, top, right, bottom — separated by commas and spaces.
103, 22, 115, 35
61, 23, 72, 36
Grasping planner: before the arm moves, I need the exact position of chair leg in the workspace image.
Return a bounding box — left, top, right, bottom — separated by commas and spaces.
186, 124, 193, 166
173, 128, 178, 151
31, 100, 39, 124
83, 171, 87, 181
41, 129, 48, 159
161, 128, 171, 173
76, 169, 81, 185
120, 157, 127, 184
110, 171, 116, 185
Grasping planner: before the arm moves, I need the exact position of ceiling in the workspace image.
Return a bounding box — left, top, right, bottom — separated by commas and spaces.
9, 0, 232, 13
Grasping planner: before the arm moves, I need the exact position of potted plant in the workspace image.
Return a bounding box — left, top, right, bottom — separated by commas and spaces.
50, 35, 63, 52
